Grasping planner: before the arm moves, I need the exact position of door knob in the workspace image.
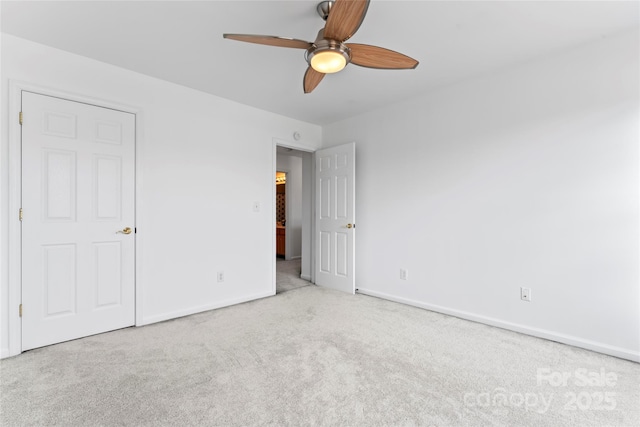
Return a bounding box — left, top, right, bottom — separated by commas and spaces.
117, 227, 132, 235
346, 224, 354, 229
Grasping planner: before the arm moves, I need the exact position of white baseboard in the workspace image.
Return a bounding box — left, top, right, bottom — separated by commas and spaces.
356, 288, 639, 363
141, 290, 274, 326
300, 274, 312, 281
1, 347, 10, 359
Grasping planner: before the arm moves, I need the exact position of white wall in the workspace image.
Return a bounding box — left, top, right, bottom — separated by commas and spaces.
0, 35, 322, 356
276, 153, 302, 259
323, 29, 640, 361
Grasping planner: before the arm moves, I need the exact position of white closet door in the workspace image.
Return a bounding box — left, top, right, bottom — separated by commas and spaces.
21, 91, 136, 350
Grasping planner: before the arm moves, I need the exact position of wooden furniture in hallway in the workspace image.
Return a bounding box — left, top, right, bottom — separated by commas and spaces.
276, 225, 286, 257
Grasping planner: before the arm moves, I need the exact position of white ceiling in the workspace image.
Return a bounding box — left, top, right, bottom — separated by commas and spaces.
2, 1, 638, 125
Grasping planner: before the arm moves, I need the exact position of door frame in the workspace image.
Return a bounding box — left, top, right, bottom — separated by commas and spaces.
272, 138, 315, 294
4, 80, 145, 358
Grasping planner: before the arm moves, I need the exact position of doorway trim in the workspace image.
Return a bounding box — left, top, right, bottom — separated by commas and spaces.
272, 138, 315, 294
4, 80, 145, 358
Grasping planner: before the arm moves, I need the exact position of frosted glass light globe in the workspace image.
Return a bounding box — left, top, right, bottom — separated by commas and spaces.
310, 50, 347, 74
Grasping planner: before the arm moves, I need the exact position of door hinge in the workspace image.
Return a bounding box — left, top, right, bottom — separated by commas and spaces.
19, 304, 22, 317
19, 112, 23, 125
19, 208, 23, 221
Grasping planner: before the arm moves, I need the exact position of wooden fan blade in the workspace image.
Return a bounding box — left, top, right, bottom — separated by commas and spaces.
223, 34, 312, 49
347, 43, 419, 69
324, 0, 370, 42
303, 67, 325, 93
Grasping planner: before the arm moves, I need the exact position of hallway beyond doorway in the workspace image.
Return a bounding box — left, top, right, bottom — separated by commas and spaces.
276, 259, 311, 294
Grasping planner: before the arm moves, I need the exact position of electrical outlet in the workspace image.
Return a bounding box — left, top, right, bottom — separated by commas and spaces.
252, 202, 260, 213
217, 271, 225, 283
521, 287, 531, 302
400, 269, 408, 280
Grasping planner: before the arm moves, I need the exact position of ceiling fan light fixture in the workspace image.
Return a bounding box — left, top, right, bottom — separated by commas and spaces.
306, 39, 351, 74
310, 50, 347, 73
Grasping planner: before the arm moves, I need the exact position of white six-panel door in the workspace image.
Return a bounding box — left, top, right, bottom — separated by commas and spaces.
315, 142, 355, 294
21, 91, 136, 350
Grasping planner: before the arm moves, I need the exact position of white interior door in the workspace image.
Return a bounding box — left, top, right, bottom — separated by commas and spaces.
21, 91, 136, 350
315, 142, 355, 294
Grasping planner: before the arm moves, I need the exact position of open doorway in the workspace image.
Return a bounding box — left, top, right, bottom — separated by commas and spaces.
275, 146, 312, 293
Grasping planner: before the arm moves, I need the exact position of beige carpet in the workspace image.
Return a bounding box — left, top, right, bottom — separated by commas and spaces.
1, 286, 638, 426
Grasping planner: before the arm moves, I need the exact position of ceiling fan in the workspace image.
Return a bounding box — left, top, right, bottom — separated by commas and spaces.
223, 0, 419, 94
